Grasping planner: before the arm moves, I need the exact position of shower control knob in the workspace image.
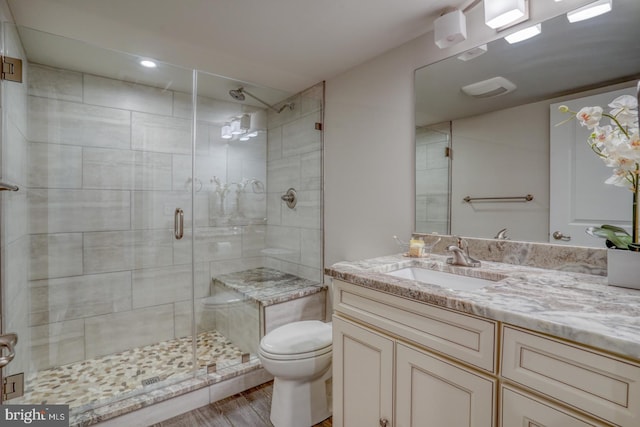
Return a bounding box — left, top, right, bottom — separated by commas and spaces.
280, 188, 297, 209
379, 418, 389, 427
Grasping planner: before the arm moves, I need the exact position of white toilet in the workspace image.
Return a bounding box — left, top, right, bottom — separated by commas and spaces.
258, 320, 333, 427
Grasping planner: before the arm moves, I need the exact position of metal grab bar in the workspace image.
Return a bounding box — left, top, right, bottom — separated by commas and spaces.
174, 208, 184, 240
0, 181, 19, 191
463, 194, 533, 203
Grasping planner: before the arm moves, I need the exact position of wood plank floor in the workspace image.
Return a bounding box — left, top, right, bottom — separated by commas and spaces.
151, 382, 332, 427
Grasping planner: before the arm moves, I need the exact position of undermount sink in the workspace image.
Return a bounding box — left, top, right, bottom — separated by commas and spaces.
386, 266, 501, 291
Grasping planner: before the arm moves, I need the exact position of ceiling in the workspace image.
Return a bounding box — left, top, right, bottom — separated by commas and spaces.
6, 0, 472, 95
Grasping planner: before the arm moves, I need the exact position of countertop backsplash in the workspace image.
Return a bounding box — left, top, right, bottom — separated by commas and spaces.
413, 233, 607, 276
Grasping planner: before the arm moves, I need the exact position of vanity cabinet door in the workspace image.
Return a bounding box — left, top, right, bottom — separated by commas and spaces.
333, 316, 394, 427
396, 343, 496, 427
501, 385, 608, 427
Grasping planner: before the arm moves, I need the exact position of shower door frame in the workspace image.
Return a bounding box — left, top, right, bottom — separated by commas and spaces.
0, 29, 201, 410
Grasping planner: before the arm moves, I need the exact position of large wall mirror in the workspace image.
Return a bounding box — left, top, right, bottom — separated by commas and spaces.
415, 0, 640, 246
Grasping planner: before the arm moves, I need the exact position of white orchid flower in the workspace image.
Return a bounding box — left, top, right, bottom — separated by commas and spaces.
608, 94, 638, 127
605, 168, 633, 187
576, 106, 603, 129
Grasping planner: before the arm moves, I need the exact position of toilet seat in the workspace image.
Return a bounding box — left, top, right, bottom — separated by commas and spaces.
259, 320, 332, 360
259, 344, 332, 361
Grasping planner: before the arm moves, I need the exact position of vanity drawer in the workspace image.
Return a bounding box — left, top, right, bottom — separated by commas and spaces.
501, 325, 640, 427
500, 385, 608, 427
333, 280, 497, 372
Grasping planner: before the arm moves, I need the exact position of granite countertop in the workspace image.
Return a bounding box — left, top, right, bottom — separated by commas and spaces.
325, 254, 640, 361
213, 267, 326, 306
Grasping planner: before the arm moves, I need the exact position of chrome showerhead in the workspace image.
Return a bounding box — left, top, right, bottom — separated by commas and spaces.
228, 86, 294, 114
229, 88, 245, 101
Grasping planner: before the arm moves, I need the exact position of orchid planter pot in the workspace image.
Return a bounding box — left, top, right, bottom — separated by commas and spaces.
607, 249, 640, 290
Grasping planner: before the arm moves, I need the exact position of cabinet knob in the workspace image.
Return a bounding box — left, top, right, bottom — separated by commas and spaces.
380, 418, 389, 427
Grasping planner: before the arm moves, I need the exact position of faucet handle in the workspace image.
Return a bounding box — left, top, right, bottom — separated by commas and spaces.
453, 236, 467, 250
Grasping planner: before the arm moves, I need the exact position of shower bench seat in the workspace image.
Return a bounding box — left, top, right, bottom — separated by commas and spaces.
209, 267, 328, 354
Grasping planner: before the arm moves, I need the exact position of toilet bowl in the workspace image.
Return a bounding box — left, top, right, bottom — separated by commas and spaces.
258, 320, 332, 427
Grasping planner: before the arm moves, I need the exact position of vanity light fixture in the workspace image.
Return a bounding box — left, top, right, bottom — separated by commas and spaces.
230, 119, 243, 135
566, 0, 612, 23
484, 0, 526, 29
139, 59, 157, 68
434, 9, 467, 49
504, 23, 541, 44
239, 114, 251, 133
221, 123, 232, 139
457, 44, 488, 61
247, 110, 267, 137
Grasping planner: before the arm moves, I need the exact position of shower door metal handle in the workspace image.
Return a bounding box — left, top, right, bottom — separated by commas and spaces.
0, 333, 17, 368
0, 181, 19, 191
174, 208, 184, 240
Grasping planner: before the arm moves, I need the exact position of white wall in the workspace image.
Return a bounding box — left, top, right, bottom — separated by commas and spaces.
451, 101, 549, 242
323, 0, 592, 266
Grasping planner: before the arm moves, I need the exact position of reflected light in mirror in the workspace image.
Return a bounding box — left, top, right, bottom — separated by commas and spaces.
457, 45, 488, 61
139, 59, 157, 68
567, 0, 612, 23
221, 123, 232, 139
504, 23, 541, 44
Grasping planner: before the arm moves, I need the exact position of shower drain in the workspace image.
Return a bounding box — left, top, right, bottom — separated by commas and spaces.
141, 376, 161, 386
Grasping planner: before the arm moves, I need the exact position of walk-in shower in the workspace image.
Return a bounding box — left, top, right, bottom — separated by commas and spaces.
0, 22, 324, 426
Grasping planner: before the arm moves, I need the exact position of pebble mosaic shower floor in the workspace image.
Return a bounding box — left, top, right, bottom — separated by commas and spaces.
11, 330, 244, 410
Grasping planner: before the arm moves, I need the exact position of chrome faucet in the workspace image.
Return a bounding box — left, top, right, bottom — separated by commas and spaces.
446, 237, 481, 267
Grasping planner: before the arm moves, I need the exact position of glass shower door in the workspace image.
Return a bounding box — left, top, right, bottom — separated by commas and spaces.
1, 24, 199, 413
0, 20, 29, 403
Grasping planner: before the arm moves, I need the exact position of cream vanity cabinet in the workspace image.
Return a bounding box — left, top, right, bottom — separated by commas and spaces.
332, 280, 497, 427
500, 325, 640, 427
332, 279, 640, 427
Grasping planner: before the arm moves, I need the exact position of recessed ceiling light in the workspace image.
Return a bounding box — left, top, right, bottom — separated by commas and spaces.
140, 59, 157, 68
567, 0, 612, 23
504, 23, 541, 44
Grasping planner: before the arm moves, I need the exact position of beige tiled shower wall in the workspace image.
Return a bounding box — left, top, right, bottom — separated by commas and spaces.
1, 22, 30, 377
25, 63, 271, 371
265, 83, 323, 283
415, 123, 450, 235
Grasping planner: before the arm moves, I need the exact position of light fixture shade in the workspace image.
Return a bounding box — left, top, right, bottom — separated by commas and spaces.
484, 0, 526, 29
457, 45, 488, 61
221, 123, 232, 139
249, 110, 267, 133
230, 119, 242, 135
504, 23, 541, 44
239, 114, 251, 133
567, 0, 611, 23
434, 9, 467, 49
